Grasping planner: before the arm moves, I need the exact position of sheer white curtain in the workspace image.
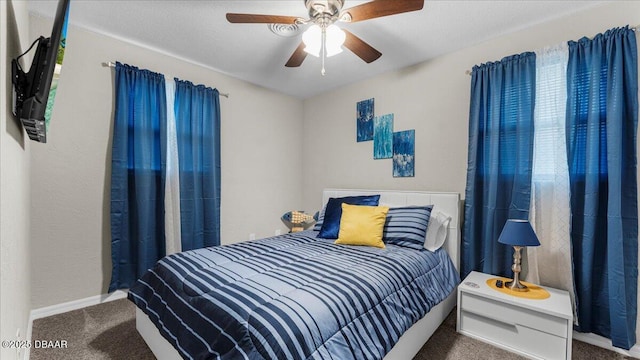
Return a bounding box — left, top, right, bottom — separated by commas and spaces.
527, 43, 577, 322
165, 78, 182, 255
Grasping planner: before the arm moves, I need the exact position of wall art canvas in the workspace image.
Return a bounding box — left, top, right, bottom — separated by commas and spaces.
393, 129, 415, 177
356, 98, 374, 142
373, 113, 393, 159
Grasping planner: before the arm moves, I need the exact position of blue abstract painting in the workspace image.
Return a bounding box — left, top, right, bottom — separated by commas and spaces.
356, 98, 374, 142
393, 130, 415, 177
373, 114, 393, 159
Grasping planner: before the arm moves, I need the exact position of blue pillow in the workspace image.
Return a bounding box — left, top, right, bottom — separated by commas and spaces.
317, 195, 381, 239
383, 206, 433, 249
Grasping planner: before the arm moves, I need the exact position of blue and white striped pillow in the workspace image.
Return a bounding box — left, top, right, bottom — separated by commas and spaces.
313, 208, 325, 231
383, 206, 433, 249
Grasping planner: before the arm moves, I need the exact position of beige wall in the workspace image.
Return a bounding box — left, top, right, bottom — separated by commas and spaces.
301, 0, 640, 344
29, 16, 303, 308
0, 0, 32, 358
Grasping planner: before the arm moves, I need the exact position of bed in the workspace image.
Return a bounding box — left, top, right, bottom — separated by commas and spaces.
130, 189, 461, 359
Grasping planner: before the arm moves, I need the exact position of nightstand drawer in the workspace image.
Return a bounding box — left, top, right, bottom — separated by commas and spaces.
460, 310, 567, 360
460, 292, 568, 338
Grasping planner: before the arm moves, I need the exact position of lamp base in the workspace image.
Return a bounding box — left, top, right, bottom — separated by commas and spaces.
507, 245, 529, 292
505, 280, 528, 292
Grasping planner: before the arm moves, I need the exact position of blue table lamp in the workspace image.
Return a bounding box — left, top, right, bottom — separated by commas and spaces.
498, 219, 540, 292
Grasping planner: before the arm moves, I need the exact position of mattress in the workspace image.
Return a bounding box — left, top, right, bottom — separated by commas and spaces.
128, 230, 459, 360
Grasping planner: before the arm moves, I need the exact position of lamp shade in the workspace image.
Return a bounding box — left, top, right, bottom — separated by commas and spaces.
302, 24, 322, 57
498, 219, 540, 247
325, 24, 345, 57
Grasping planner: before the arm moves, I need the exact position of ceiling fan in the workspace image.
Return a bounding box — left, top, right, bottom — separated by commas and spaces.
226, 0, 424, 73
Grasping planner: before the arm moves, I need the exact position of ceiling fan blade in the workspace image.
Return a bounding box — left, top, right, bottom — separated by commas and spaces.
342, 0, 424, 23
226, 13, 299, 24
285, 42, 308, 67
343, 30, 382, 63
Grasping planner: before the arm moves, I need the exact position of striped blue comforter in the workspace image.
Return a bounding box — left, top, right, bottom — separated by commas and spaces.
129, 230, 459, 360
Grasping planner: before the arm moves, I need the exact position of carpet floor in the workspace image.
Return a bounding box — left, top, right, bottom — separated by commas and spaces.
30, 298, 637, 359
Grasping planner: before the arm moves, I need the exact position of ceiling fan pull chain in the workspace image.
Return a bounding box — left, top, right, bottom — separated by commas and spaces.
321, 26, 327, 76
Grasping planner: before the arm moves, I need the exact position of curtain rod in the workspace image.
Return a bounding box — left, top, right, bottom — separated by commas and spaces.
102, 61, 229, 98
464, 24, 640, 76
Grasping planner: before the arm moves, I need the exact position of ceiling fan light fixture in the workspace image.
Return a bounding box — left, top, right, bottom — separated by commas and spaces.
302, 24, 322, 57
325, 24, 345, 57
302, 24, 345, 58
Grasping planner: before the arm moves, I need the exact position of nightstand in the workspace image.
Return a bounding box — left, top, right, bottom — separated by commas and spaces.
457, 271, 573, 360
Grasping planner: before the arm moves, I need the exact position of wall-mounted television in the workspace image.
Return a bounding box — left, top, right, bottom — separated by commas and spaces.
11, 0, 70, 143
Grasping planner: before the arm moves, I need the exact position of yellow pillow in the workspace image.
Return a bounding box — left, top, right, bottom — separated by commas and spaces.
334, 204, 389, 248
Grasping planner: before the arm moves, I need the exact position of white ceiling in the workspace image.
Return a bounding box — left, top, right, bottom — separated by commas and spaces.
27, 0, 606, 99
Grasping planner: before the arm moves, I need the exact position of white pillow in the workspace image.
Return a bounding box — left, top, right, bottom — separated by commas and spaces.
424, 208, 451, 252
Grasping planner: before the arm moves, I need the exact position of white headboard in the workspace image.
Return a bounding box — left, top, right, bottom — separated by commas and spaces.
322, 189, 461, 272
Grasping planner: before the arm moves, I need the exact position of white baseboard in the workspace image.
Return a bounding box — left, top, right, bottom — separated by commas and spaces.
29, 290, 128, 321
573, 331, 640, 358
25, 290, 128, 360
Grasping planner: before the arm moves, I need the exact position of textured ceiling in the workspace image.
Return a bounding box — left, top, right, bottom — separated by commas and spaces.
27, 0, 606, 99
